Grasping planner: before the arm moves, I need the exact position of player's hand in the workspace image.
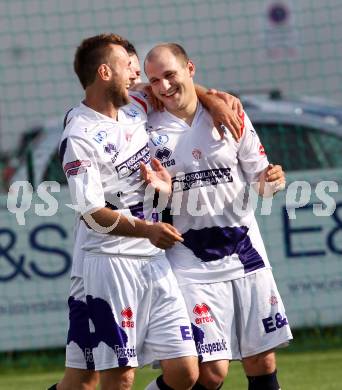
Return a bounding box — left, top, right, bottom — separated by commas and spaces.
143, 85, 164, 111
265, 164, 286, 193
207, 89, 244, 141
147, 222, 183, 249
140, 158, 172, 195
207, 89, 244, 116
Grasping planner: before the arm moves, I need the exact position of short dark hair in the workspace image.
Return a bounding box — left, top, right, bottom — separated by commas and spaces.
145, 43, 189, 68
74, 33, 131, 89
123, 41, 138, 57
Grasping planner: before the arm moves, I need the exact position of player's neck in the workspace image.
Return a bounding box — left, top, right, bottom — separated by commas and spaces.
168, 95, 198, 126
84, 91, 119, 120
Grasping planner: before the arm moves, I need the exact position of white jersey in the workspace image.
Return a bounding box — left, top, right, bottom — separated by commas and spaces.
60, 93, 160, 277
148, 103, 270, 285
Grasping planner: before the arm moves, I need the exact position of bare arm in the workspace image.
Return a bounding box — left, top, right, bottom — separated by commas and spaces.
82, 158, 179, 249
83, 207, 183, 249
130, 83, 165, 111
207, 88, 244, 116
195, 84, 243, 141
255, 164, 286, 197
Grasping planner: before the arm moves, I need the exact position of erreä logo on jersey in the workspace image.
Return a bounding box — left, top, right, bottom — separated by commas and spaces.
93, 130, 107, 144
193, 303, 214, 325
155, 147, 172, 161
104, 143, 117, 154
151, 133, 169, 146
104, 143, 119, 163
121, 306, 134, 328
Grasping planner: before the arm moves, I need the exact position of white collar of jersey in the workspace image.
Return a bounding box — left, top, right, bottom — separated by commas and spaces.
163, 100, 204, 128
79, 101, 118, 122
80, 101, 137, 125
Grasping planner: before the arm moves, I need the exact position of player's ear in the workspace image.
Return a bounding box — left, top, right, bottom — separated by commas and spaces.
98, 64, 112, 81
187, 60, 196, 78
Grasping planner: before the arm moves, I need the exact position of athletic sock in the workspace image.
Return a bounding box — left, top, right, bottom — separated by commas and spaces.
156, 376, 174, 390
145, 375, 224, 390
247, 370, 280, 390
144, 375, 173, 390
192, 382, 223, 389
47, 384, 57, 390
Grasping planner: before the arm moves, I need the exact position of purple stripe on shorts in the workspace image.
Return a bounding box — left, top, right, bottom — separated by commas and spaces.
191, 323, 205, 363
67, 296, 95, 370
86, 295, 130, 367
182, 226, 265, 273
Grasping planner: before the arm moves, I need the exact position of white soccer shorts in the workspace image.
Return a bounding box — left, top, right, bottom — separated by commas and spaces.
179, 268, 293, 362
65, 253, 197, 370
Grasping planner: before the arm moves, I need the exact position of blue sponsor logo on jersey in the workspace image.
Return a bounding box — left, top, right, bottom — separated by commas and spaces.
180, 325, 193, 340
114, 345, 137, 358
172, 168, 233, 192
116, 144, 151, 178
93, 130, 107, 144
151, 134, 169, 146
262, 312, 288, 333
126, 108, 139, 118
196, 339, 228, 355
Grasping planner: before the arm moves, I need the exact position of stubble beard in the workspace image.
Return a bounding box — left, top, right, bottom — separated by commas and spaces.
107, 81, 130, 108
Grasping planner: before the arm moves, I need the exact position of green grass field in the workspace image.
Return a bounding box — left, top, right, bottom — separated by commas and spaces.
1, 348, 342, 390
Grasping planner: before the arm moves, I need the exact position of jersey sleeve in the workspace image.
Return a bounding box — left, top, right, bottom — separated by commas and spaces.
61, 135, 105, 215
129, 91, 151, 115
237, 112, 269, 183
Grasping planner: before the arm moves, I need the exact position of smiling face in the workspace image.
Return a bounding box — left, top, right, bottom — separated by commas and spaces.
104, 44, 132, 107
129, 53, 142, 87
144, 47, 196, 114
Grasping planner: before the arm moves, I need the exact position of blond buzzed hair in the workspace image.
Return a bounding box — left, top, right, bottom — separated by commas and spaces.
144, 43, 189, 69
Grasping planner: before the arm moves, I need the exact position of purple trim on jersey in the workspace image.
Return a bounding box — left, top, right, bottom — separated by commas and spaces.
63, 108, 73, 129
129, 202, 159, 222
86, 295, 134, 367
129, 202, 144, 220
105, 201, 119, 211
105, 201, 158, 222
191, 323, 205, 363
59, 138, 68, 165
67, 296, 95, 370
182, 226, 265, 273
